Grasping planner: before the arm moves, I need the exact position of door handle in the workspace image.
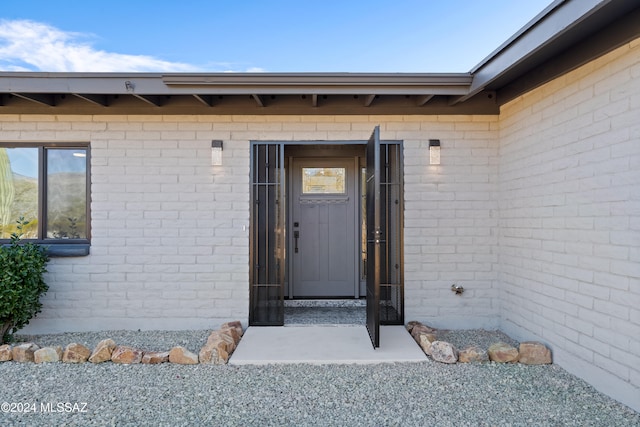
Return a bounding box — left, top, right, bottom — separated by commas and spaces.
294, 230, 299, 253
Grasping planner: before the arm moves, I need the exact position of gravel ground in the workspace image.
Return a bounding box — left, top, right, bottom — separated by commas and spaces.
1, 330, 638, 426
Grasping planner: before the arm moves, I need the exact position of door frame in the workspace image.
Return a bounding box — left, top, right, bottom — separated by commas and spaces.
249, 138, 404, 328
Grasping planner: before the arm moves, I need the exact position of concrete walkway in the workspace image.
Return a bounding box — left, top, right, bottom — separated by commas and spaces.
229, 325, 427, 365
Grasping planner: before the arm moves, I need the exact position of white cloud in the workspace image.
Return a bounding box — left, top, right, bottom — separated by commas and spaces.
0, 19, 244, 72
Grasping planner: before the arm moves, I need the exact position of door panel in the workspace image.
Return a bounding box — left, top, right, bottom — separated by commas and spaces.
292, 159, 356, 298
249, 143, 285, 326
366, 126, 381, 348
379, 143, 404, 325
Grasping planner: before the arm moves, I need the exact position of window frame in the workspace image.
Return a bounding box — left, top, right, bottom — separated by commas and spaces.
0, 142, 91, 256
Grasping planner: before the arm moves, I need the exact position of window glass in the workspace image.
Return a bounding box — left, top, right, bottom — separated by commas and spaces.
46, 148, 88, 239
302, 167, 345, 194
0, 147, 39, 239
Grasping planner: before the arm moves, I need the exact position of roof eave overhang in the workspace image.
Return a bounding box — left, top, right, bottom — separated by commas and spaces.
0, 72, 473, 95
466, 0, 640, 106
0, 72, 501, 115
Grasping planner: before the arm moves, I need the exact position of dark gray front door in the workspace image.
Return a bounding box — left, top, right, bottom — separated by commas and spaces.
291, 158, 357, 298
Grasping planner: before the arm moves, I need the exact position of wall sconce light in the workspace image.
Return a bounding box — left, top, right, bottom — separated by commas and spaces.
429, 139, 441, 165
211, 140, 223, 166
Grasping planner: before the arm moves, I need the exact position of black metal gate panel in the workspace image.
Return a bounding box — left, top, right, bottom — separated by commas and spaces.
366, 126, 381, 347
365, 128, 404, 348
249, 143, 285, 325
378, 142, 403, 326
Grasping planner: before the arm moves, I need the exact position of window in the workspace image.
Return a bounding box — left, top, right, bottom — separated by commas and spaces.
0, 144, 90, 255
302, 167, 346, 194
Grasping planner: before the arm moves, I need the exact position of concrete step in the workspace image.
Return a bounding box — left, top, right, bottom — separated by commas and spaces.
229, 326, 427, 365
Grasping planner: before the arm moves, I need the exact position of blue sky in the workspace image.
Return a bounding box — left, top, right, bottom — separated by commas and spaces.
0, 0, 552, 72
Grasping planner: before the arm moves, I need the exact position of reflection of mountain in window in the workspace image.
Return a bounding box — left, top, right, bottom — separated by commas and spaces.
0, 147, 38, 239
0, 145, 89, 241
47, 149, 87, 239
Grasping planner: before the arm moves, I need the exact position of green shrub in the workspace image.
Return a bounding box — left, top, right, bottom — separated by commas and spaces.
0, 218, 49, 343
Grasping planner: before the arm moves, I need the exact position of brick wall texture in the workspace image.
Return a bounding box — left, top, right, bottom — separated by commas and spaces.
1, 41, 637, 410
497, 40, 639, 410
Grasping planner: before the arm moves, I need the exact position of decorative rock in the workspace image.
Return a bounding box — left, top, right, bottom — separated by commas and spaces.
411, 324, 435, 342
405, 321, 423, 333
199, 340, 229, 365
221, 321, 244, 338
34, 346, 63, 363
142, 351, 170, 364
417, 333, 437, 356
62, 343, 91, 363
12, 343, 39, 362
207, 331, 236, 353
430, 341, 458, 364
488, 342, 519, 363
220, 327, 241, 346
458, 346, 489, 363
0, 344, 12, 361
518, 341, 552, 365
89, 338, 116, 364
111, 345, 143, 364
169, 346, 199, 365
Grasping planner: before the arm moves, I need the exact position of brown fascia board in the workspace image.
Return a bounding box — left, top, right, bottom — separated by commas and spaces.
162, 73, 472, 91
0, 73, 172, 95
0, 72, 473, 96
466, 0, 640, 104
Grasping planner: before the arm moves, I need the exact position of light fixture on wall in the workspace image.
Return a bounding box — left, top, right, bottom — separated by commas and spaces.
211, 140, 223, 166
429, 139, 441, 165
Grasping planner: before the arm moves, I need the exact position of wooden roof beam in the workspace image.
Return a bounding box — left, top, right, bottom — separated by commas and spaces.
252, 94, 265, 107
11, 93, 56, 106
73, 93, 109, 106
416, 94, 435, 106
448, 95, 465, 106
193, 94, 215, 107
450, 91, 496, 106
132, 94, 163, 107
364, 94, 376, 107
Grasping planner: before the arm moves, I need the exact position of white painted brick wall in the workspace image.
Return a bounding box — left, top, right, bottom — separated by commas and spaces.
403, 116, 500, 328
1, 114, 501, 333
498, 40, 640, 411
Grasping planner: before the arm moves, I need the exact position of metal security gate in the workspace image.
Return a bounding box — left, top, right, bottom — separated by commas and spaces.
365, 127, 382, 347
378, 141, 403, 326
366, 126, 404, 348
249, 143, 285, 325
249, 136, 403, 336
